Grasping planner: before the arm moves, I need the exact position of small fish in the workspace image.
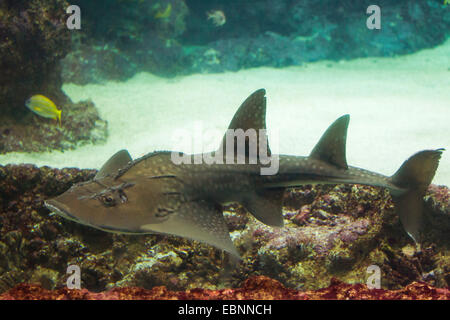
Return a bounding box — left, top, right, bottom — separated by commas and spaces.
154, 3, 172, 19
25, 95, 62, 126
207, 10, 226, 27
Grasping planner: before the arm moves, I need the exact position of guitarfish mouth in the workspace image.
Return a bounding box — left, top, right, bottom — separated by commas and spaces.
45, 199, 84, 225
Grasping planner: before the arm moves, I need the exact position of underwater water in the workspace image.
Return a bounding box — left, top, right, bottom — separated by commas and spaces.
2, 44, 450, 184
0, 0, 449, 299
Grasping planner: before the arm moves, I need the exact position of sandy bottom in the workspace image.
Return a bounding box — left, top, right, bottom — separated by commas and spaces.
1, 40, 449, 185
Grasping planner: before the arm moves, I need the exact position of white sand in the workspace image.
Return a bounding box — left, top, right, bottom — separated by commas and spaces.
1, 40, 449, 185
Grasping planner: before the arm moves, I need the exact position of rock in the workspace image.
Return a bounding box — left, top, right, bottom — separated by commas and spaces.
0, 100, 108, 153
0, 0, 71, 119
0, 0, 108, 153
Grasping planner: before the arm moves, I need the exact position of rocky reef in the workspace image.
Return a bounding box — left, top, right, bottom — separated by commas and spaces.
0, 164, 448, 297
62, 0, 189, 84
0, 0, 107, 153
61, 0, 450, 83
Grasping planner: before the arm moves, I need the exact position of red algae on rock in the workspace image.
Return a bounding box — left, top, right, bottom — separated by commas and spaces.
1, 276, 449, 300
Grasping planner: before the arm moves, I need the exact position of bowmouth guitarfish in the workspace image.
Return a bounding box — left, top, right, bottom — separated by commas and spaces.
45, 89, 444, 258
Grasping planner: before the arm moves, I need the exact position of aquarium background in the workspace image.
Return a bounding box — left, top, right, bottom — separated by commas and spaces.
0, 0, 449, 298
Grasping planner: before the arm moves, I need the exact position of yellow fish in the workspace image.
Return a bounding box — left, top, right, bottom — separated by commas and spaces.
154, 3, 172, 19
25, 95, 62, 126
